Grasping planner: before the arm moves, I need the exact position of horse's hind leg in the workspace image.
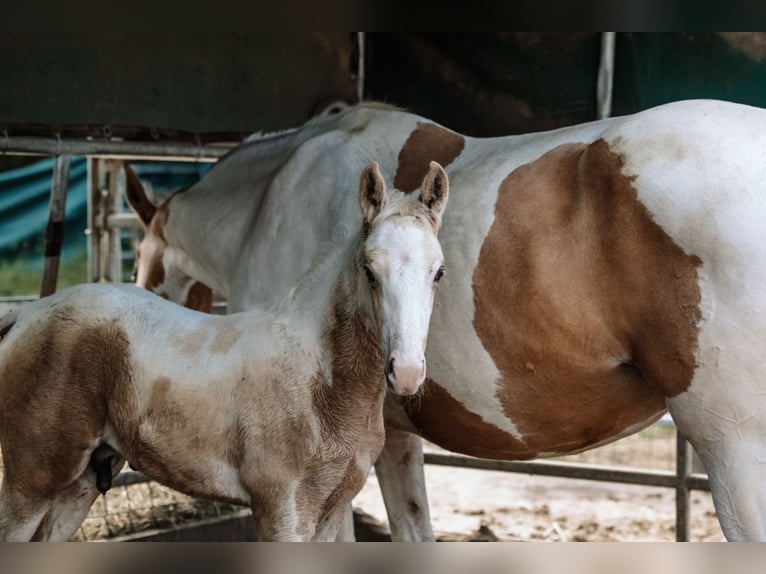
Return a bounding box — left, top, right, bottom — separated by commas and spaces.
0, 486, 51, 541
669, 391, 766, 541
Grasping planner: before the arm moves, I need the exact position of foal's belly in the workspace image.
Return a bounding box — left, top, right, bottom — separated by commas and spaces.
105, 422, 251, 507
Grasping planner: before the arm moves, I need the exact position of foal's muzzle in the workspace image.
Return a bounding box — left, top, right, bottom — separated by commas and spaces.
385, 353, 426, 396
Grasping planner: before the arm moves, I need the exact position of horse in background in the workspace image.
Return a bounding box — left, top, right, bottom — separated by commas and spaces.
128, 99, 766, 540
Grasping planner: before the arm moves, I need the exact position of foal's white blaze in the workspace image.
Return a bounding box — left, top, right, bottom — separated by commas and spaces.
360, 161, 448, 396
370, 221, 443, 395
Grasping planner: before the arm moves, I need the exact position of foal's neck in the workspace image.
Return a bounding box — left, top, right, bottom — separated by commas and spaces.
297, 233, 385, 422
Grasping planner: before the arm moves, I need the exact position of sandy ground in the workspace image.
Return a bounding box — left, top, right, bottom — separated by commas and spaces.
0, 420, 725, 542
352, 461, 725, 542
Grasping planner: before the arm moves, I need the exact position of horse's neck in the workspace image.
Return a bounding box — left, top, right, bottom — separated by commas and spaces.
165, 120, 341, 292
165, 159, 282, 293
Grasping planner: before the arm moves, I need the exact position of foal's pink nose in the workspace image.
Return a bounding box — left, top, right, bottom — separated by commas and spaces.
385, 354, 426, 396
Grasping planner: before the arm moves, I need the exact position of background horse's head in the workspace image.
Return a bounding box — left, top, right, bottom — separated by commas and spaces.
125, 165, 213, 312
357, 161, 449, 396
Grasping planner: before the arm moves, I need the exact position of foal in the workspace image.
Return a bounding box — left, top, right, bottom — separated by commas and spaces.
0, 161, 449, 542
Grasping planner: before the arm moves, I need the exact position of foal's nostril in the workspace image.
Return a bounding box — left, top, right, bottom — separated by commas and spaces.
386, 357, 395, 377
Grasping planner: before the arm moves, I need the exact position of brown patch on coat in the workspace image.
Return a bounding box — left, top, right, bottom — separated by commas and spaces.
0, 313, 133, 498
134, 205, 170, 293
292, 273, 388, 536
137, 245, 166, 292
210, 324, 243, 354
124, 378, 222, 497
170, 327, 209, 355
470, 140, 700, 454
313, 275, 386, 449
403, 378, 537, 459
185, 281, 213, 313
394, 123, 464, 193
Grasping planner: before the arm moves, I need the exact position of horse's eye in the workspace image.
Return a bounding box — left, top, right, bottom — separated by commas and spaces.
434, 266, 445, 283
363, 265, 377, 285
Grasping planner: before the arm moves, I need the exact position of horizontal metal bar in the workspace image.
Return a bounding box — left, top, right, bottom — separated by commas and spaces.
0, 296, 37, 304
1, 136, 232, 161
113, 469, 151, 488
112, 455, 710, 496
423, 452, 710, 491
106, 212, 143, 230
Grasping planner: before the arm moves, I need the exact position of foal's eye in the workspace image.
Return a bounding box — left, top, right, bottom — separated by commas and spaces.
363, 265, 377, 285
434, 266, 445, 283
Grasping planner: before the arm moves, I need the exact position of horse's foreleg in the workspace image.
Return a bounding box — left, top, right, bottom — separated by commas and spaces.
374, 429, 434, 541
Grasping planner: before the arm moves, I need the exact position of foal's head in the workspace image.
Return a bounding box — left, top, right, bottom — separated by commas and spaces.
357, 161, 449, 396
125, 165, 214, 312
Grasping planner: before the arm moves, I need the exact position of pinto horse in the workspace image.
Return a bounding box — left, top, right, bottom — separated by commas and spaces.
0, 162, 449, 542
127, 99, 766, 541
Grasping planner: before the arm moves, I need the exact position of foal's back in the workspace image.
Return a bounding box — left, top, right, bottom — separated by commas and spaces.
0, 283, 315, 504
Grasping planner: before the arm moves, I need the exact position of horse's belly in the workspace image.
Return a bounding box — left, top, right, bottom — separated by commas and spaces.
401, 367, 667, 460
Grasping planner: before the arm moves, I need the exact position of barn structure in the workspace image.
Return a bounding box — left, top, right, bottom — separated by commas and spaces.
2, 32, 766, 542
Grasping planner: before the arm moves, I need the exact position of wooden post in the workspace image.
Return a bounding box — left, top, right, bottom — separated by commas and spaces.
39, 155, 71, 297
87, 157, 102, 283
104, 160, 123, 283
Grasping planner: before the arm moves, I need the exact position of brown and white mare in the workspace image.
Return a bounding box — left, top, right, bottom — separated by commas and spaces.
127, 99, 766, 541
0, 162, 449, 541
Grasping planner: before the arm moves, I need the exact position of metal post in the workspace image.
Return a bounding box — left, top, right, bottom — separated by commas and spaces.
356, 32, 366, 102
596, 32, 616, 120
39, 155, 71, 297
675, 431, 693, 541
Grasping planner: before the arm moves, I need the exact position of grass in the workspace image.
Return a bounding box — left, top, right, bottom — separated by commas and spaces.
0, 252, 89, 296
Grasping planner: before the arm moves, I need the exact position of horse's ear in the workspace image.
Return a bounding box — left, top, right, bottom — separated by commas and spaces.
358, 162, 387, 226
419, 161, 449, 227
124, 164, 156, 226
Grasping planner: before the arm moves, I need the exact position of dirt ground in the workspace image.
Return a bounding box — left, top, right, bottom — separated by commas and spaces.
352, 461, 725, 542
2, 421, 726, 542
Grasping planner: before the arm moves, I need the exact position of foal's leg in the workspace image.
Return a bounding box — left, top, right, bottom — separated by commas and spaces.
0, 487, 51, 542
36, 455, 126, 542
334, 503, 356, 541
314, 504, 352, 542
373, 429, 434, 541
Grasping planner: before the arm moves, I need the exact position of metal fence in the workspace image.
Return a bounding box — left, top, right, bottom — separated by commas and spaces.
0, 135, 712, 542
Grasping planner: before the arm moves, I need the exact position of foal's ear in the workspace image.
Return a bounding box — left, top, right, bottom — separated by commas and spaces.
358, 162, 387, 226
419, 161, 449, 226
124, 164, 157, 226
